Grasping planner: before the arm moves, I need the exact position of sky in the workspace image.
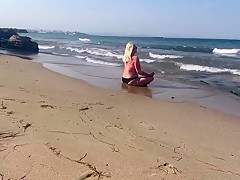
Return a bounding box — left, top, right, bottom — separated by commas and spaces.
1, 0, 240, 39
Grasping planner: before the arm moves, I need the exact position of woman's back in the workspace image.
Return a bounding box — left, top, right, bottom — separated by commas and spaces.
122, 42, 154, 86
122, 57, 138, 78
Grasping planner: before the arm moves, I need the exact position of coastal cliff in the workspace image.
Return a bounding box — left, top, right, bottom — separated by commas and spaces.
0, 28, 39, 53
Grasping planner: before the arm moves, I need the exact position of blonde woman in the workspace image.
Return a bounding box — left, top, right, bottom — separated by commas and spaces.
122, 42, 154, 86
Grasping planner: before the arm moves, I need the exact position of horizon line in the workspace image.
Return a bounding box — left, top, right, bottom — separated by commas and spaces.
2, 26, 240, 41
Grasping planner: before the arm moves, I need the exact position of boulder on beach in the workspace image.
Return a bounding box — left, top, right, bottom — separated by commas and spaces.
6, 35, 39, 53
0, 28, 18, 39
0, 28, 39, 53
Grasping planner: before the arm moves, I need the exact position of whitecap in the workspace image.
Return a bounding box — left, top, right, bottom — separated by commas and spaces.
66, 47, 123, 59
213, 48, 240, 54
52, 52, 69, 56
79, 38, 91, 42
66, 47, 85, 53
75, 55, 86, 59
39, 45, 55, 50
86, 57, 120, 66
175, 63, 240, 76
140, 59, 156, 63
149, 52, 183, 59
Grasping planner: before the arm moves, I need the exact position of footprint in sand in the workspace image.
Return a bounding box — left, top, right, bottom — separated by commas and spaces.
19, 87, 29, 93
1, 101, 7, 109
40, 104, 54, 109
140, 121, 155, 131
151, 161, 182, 175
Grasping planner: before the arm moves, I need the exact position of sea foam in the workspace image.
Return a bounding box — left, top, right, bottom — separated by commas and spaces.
213, 48, 240, 54
86, 57, 120, 66
79, 38, 91, 42
176, 63, 240, 76
75, 55, 86, 59
39, 45, 55, 50
140, 59, 156, 63
66, 47, 123, 59
149, 52, 183, 59
52, 52, 69, 56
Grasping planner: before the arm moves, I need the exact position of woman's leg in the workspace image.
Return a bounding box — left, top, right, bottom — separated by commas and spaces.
128, 77, 154, 86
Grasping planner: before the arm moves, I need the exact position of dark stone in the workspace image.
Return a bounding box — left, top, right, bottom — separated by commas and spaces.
230, 90, 239, 97
200, 80, 210, 85
15, 29, 28, 33
6, 35, 39, 53
0, 28, 17, 39
0, 28, 38, 53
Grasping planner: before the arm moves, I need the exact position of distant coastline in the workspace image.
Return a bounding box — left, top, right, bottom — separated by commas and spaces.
16, 28, 240, 40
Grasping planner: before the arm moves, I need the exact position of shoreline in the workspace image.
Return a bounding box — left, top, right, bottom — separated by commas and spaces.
1, 54, 240, 179
1, 51, 240, 118
42, 58, 240, 118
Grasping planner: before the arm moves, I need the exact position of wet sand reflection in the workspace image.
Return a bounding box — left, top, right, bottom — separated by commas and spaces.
121, 83, 153, 98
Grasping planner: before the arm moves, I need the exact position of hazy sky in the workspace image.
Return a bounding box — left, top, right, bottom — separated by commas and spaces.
1, 0, 240, 39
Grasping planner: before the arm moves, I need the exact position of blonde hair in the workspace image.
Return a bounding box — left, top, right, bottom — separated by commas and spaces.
123, 42, 136, 62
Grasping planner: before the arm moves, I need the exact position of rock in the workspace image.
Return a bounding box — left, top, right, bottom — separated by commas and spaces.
15, 29, 28, 33
200, 80, 209, 85
6, 35, 39, 53
0, 28, 38, 53
0, 28, 17, 39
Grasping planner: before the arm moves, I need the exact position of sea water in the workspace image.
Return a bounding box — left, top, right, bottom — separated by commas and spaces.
14, 32, 240, 97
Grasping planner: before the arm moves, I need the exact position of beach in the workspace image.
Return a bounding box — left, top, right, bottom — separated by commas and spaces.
0, 54, 240, 180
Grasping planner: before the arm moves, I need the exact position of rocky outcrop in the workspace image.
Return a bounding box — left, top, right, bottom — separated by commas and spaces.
0, 28, 39, 53
6, 35, 39, 53
0, 28, 18, 39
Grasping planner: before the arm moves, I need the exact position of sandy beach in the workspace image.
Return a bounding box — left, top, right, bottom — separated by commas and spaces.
0, 54, 240, 180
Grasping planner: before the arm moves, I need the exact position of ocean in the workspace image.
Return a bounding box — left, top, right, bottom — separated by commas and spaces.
6, 32, 240, 97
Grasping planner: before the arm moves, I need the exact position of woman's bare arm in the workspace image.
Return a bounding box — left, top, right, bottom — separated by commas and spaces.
133, 56, 154, 77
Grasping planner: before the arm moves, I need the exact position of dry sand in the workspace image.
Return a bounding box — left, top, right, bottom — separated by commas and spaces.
0, 54, 240, 180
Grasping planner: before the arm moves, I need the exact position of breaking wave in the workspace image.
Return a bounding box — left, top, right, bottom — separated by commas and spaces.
85, 57, 120, 66
66, 47, 123, 59
52, 52, 69, 56
39, 45, 55, 50
140, 59, 156, 63
75, 55, 86, 59
79, 38, 91, 42
149, 52, 183, 59
213, 48, 240, 54
175, 63, 240, 76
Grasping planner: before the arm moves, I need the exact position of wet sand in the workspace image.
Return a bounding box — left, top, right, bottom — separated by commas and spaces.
1, 54, 240, 180
43, 62, 240, 117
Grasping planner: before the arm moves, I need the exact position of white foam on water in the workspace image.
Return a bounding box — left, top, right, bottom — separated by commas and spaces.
79, 38, 91, 42
66, 47, 85, 53
66, 47, 123, 59
175, 63, 240, 76
213, 48, 240, 54
52, 52, 69, 56
39, 45, 55, 50
149, 52, 183, 59
86, 57, 120, 66
140, 59, 156, 63
75, 55, 86, 59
